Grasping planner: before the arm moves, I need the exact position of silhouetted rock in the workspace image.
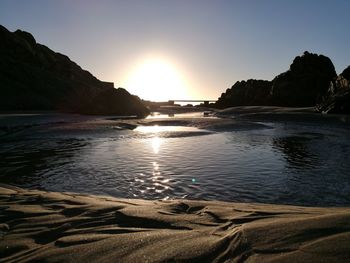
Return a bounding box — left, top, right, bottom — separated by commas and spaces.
0, 25, 149, 117
215, 51, 337, 109
80, 88, 149, 116
270, 51, 336, 106
341, 66, 350, 80
215, 79, 272, 108
317, 66, 350, 114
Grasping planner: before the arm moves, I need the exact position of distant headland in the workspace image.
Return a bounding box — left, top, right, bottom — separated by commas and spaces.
215, 51, 350, 114
0, 25, 149, 117
1, 24, 349, 115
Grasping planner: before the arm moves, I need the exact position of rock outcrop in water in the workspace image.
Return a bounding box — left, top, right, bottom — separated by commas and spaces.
215, 51, 337, 108
0, 25, 149, 116
317, 66, 350, 114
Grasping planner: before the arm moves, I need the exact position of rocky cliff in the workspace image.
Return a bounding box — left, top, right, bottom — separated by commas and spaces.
317, 66, 350, 114
0, 25, 149, 116
270, 51, 336, 106
215, 51, 337, 109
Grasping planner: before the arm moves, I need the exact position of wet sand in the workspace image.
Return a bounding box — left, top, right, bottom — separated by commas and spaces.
1, 184, 350, 262
3, 106, 344, 138
92, 106, 347, 132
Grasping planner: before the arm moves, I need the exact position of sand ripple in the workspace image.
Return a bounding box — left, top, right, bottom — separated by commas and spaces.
1, 185, 350, 262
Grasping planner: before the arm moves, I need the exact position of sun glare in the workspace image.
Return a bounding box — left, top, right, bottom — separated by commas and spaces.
125, 59, 189, 101
151, 137, 161, 154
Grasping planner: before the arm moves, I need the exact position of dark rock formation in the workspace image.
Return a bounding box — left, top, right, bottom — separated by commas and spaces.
0, 25, 149, 117
80, 87, 149, 116
216, 79, 272, 108
341, 66, 350, 80
270, 51, 336, 107
317, 66, 350, 114
215, 51, 337, 109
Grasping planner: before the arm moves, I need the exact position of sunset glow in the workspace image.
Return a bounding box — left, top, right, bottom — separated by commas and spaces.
125, 58, 189, 102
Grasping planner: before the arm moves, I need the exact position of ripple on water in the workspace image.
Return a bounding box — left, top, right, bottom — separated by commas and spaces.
1, 116, 350, 206
133, 125, 213, 138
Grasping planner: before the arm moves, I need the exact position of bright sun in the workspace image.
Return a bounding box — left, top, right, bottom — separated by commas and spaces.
125, 59, 189, 102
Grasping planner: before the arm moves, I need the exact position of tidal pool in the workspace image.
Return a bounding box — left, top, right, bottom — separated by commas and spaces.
1, 112, 350, 206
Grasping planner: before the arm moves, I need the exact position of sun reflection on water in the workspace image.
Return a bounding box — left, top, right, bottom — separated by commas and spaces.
151, 137, 161, 154
135, 125, 201, 133
151, 161, 170, 197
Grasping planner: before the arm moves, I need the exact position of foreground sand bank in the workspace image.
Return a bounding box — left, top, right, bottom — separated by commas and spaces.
1, 185, 350, 262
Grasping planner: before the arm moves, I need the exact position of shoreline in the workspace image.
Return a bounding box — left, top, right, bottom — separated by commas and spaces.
2, 106, 350, 134
1, 184, 350, 262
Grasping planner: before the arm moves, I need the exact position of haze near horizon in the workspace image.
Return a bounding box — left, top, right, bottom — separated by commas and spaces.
1, 0, 349, 101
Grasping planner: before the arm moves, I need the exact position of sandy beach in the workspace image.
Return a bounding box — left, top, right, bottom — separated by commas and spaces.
1, 107, 350, 262
1, 184, 350, 262
2, 2, 350, 262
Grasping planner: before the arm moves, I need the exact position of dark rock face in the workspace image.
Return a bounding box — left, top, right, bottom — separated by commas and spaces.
216, 79, 272, 108
215, 51, 337, 109
341, 66, 350, 80
270, 51, 336, 107
0, 25, 149, 117
317, 66, 350, 114
80, 88, 149, 116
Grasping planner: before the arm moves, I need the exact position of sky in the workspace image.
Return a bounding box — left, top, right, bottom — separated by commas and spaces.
1, 0, 350, 101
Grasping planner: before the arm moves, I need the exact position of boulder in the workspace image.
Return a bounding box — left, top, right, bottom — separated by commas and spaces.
270, 51, 336, 106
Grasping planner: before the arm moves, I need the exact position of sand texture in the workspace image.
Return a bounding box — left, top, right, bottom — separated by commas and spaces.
1, 185, 350, 262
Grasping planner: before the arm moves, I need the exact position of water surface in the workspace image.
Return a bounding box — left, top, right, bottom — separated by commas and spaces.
1, 112, 350, 206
